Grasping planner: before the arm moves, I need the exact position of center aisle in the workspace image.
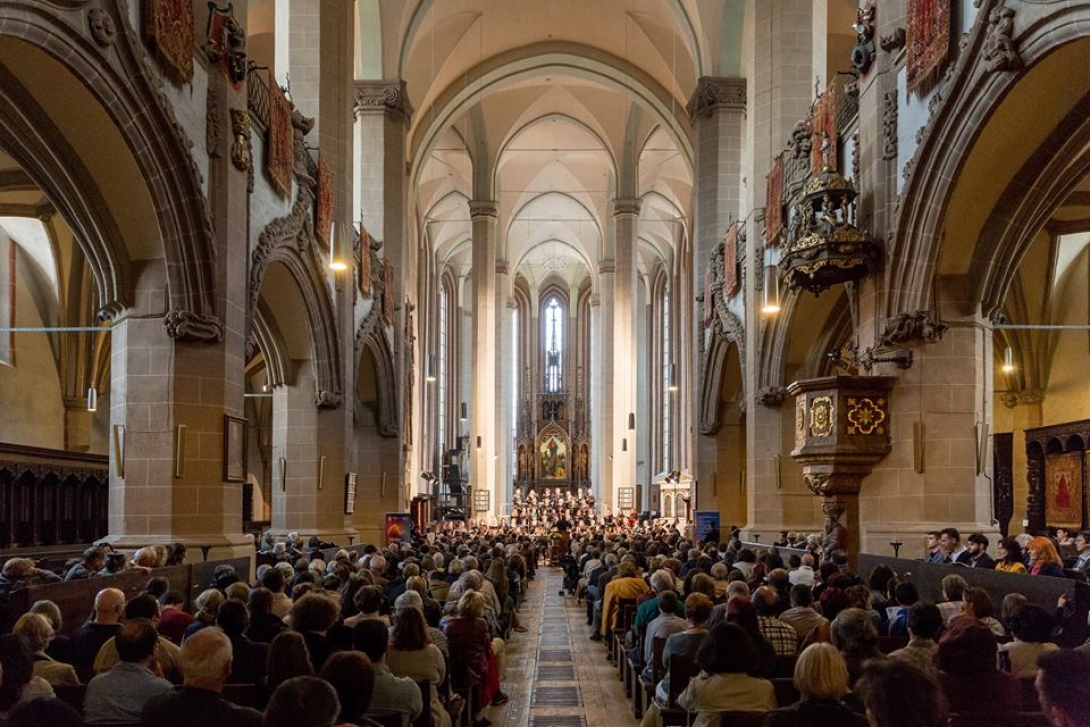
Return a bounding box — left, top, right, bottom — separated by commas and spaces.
490, 565, 639, 727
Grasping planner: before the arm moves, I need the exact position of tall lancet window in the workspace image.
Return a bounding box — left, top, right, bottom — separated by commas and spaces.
662, 289, 671, 471
544, 297, 563, 393
437, 286, 448, 451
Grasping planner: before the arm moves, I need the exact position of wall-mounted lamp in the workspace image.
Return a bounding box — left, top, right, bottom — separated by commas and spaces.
667, 364, 678, 391
426, 354, 436, 382
327, 222, 348, 272
628, 412, 635, 430
1002, 346, 1015, 373
761, 265, 781, 316
460, 402, 468, 420
86, 386, 98, 413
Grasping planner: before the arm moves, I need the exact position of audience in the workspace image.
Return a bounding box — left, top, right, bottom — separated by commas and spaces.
84, 619, 173, 723
1035, 649, 1090, 727
3, 518, 1089, 727
676, 622, 775, 727
0, 633, 54, 717
141, 627, 263, 727
764, 643, 867, 727
857, 658, 947, 727
352, 618, 422, 727
318, 653, 380, 727
12, 612, 78, 686
264, 676, 342, 727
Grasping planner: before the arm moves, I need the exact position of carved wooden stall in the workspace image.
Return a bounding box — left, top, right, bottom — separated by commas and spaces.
0, 444, 108, 548
1024, 419, 1090, 533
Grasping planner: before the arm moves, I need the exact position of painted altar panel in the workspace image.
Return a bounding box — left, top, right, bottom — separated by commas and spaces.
1046, 452, 1082, 529
539, 429, 568, 480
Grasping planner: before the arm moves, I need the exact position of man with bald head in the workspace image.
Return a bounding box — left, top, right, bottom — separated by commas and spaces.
753, 586, 798, 656
70, 587, 125, 681
141, 627, 262, 727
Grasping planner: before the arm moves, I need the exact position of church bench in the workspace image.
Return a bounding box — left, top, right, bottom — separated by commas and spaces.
859, 554, 1090, 647
947, 713, 1049, 727
716, 712, 769, 727
2, 556, 251, 635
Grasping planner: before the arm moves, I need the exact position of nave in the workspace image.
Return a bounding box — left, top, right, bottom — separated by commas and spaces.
491, 567, 636, 727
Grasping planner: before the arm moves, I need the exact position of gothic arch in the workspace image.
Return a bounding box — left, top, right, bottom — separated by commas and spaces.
252, 302, 292, 387
889, 2, 1090, 320
249, 112, 343, 408
355, 305, 398, 437
0, 2, 221, 337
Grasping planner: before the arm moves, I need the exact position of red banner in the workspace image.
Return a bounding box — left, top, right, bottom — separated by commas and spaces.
316, 154, 334, 254
383, 261, 395, 327
266, 72, 293, 198
723, 224, 739, 300
144, 0, 194, 85
907, 0, 951, 95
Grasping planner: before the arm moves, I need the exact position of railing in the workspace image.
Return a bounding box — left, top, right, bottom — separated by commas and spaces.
0, 443, 108, 548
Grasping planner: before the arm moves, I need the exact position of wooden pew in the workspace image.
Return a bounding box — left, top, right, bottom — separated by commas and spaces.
3, 556, 251, 636
859, 554, 1090, 648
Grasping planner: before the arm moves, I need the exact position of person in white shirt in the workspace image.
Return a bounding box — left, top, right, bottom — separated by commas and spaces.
676, 622, 776, 727
789, 554, 816, 586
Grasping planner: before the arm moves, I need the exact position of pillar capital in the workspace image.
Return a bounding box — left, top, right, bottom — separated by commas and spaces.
686, 76, 747, 121
354, 79, 414, 121
469, 200, 498, 219
612, 198, 641, 217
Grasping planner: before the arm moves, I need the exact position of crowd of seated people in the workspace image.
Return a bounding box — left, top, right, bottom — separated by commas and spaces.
563, 521, 1090, 727
0, 525, 541, 727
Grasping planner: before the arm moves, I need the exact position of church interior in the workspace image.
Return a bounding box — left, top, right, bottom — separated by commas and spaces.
3, 2, 1090, 726
3, 0, 1090, 558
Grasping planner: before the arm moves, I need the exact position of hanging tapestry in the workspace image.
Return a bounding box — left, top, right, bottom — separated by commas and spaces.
144, 0, 194, 85
266, 72, 294, 198
811, 82, 838, 176
723, 223, 738, 300
765, 153, 784, 244
205, 3, 247, 89
702, 261, 714, 327
358, 230, 373, 300
383, 261, 395, 326
1046, 452, 1082, 529
316, 153, 334, 255
906, 0, 951, 96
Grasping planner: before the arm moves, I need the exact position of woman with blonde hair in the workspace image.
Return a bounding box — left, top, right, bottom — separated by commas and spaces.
764, 643, 867, 727
12, 613, 79, 686
1027, 537, 1065, 577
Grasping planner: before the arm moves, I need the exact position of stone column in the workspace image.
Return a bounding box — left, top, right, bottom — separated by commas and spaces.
611, 200, 641, 511
470, 202, 498, 521
354, 80, 411, 534
687, 77, 747, 514
589, 294, 605, 502
743, 0, 828, 539
495, 261, 513, 518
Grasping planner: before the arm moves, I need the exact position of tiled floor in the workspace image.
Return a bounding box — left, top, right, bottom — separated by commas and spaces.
485, 566, 638, 727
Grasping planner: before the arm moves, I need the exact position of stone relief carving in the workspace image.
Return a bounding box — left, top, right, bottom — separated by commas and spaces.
880, 27, 906, 53
354, 80, 414, 121
851, 132, 861, 183
206, 85, 222, 157
229, 108, 252, 173
205, 2, 248, 87
165, 308, 225, 342
686, 77, 747, 120
878, 310, 948, 347
784, 119, 813, 197
756, 386, 788, 408
882, 92, 898, 160
982, 5, 1022, 72
1001, 389, 1044, 408
851, 2, 877, 76
88, 6, 117, 46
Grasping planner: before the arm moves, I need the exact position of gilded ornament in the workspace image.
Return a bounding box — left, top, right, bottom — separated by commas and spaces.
229, 108, 252, 173
810, 396, 835, 438
846, 396, 887, 435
